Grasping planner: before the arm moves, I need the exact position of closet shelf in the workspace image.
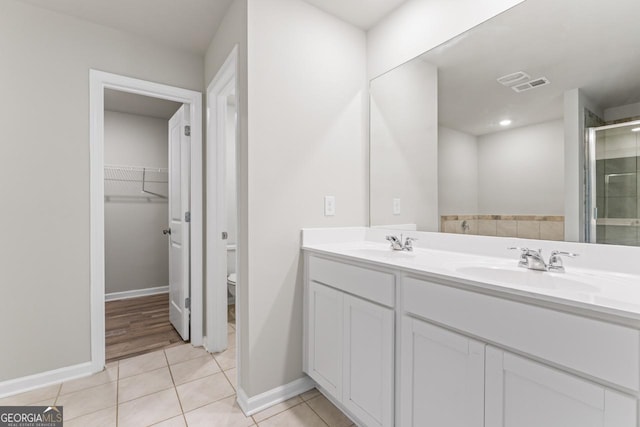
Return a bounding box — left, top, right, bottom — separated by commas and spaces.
104, 165, 168, 199
104, 165, 168, 183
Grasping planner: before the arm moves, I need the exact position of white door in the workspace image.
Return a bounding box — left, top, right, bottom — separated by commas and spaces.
343, 294, 394, 427
401, 317, 485, 427
485, 346, 637, 427
307, 281, 343, 397
168, 105, 191, 340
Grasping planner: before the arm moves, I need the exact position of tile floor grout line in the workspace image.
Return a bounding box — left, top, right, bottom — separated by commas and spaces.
251, 399, 306, 425
54, 381, 62, 405
118, 349, 236, 422
115, 361, 120, 427
304, 400, 332, 427
117, 384, 175, 405
163, 348, 188, 426
53, 365, 118, 424
165, 347, 238, 425
221, 369, 236, 392
178, 390, 236, 418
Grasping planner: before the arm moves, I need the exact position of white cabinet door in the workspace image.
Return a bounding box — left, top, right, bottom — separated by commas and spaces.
343, 294, 394, 427
308, 281, 343, 397
485, 346, 637, 427
401, 317, 485, 427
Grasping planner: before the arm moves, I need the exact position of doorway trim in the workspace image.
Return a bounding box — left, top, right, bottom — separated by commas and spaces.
205, 46, 238, 354
89, 70, 203, 372
585, 118, 640, 243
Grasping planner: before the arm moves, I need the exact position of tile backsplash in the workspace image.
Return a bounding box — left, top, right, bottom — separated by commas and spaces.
441, 215, 565, 241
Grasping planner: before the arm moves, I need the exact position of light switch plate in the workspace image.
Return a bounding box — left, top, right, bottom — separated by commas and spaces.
393, 198, 401, 215
324, 196, 336, 216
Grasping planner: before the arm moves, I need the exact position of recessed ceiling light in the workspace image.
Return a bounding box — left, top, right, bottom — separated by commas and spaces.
632, 127, 640, 132
500, 119, 512, 127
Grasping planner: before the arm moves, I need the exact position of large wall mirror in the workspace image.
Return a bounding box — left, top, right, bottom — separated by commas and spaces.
370, 0, 640, 246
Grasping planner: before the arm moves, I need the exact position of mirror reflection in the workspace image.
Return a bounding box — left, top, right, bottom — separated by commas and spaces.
370, 0, 640, 245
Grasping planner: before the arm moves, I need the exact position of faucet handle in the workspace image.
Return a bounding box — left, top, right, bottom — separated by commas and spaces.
508, 246, 530, 254
509, 247, 543, 256
385, 235, 403, 250
548, 250, 579, 272
508, 247, 528, 266
550, 250, 578, 258
404, 236, 417, 251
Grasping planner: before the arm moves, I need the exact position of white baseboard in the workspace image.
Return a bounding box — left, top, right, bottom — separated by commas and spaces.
236, 376, 316, 416
0, 362, 97, 399
105, 286, 169, 301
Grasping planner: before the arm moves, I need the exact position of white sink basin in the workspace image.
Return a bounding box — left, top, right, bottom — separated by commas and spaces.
455, 266, 599, 293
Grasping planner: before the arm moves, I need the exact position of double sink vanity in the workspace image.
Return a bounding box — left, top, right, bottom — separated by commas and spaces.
301, 227, 640, 427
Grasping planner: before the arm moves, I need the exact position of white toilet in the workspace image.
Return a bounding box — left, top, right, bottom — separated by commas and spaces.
227, 273, 237, 304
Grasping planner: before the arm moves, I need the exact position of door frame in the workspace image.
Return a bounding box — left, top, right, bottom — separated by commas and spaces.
585, 118, 640, 243
205, 46, 238, 353
89, 70, 203, 372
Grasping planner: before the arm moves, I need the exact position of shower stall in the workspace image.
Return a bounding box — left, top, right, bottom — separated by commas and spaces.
587, 120, 640, 246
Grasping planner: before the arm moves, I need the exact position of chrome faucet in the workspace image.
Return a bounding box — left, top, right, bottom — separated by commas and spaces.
386, 234, 417, 251
509, 247, 578, 272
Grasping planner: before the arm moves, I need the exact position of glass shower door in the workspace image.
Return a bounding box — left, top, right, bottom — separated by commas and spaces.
587, 121, 640, 246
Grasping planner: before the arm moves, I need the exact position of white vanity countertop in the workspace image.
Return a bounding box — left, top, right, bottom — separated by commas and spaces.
302, 239, 640, 324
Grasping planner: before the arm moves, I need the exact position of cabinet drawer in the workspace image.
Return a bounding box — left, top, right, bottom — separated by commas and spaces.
403, 277, 640, 391
308, 256, 395, 307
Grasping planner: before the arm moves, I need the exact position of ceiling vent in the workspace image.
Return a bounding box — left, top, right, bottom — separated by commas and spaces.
512, 77, 551, 93
496, 71, 530, 86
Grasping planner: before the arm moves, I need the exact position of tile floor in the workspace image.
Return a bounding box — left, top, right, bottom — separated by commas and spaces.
0, 326, 354, 426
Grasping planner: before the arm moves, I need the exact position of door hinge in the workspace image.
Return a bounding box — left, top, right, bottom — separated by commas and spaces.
184, 125, 191, 136
185, 297, 190, 309
185, 212, 191, 223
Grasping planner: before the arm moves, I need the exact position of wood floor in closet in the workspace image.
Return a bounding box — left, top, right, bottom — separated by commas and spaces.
105, 293, 183, 363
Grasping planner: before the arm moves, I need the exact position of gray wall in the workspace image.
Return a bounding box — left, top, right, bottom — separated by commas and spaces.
0, 0, 202, 382
477, 120, 564, 215
439, 121, 564, 217
104, 111, 169, 295
370, 59, 439, 230
438, 126, 479, 216
244, 0, 367, 396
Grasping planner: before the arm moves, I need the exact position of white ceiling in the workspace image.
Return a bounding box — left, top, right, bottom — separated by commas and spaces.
410, 0, 640, 136
104, 89, 182, 120
302, 0, 408, 29
16, 0, 406, 55
16, 0, 234, 54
